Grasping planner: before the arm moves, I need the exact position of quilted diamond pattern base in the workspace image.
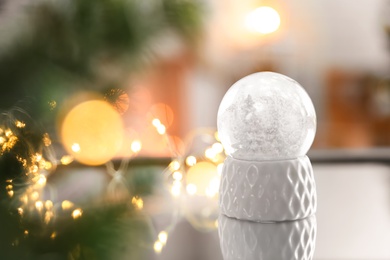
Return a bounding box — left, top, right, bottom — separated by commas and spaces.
219, 156, 316, 222
218, 214, 317, 260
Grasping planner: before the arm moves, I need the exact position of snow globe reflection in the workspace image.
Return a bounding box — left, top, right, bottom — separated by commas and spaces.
218, 215, 317, 260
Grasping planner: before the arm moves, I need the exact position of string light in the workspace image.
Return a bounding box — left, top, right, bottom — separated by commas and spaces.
212, 142, 224, 154
131, 196, 144, 210
170, 181, 182, 197
205, 148, 217, 160
36, 175, 47, 187
72, 208, 83, 219
185, 156, 197, 166
158, 231, 168, 245
60, 155, 74, 165
35, 201, 44, 211
156, 125, 166, 135
152, 118, 161, 128
44, 211, 54, 224
154, 241, 163, 254
43, 133, 52, 146
244, 6, 281, 34
172, 171, 183, 181
48, 100, 57, 110
169, 160, 181, 171
61, 200, 74, 210
31, 191, 39, 201
130, 140, 142, 153
71, 143, 80, 153
15, 120, 25, 128
45, 200, 53, 210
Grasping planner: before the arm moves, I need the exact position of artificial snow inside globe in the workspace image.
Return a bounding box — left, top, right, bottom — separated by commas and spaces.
217, 72, 317, 222
217, 72, 316, 160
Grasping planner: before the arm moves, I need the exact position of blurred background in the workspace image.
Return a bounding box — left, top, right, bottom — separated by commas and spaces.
0, 0, 389, 259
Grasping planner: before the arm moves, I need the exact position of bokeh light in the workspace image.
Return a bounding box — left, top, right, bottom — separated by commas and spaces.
61, 100, 124, 166
245, 6, 281, 34
186, 162, 218, 196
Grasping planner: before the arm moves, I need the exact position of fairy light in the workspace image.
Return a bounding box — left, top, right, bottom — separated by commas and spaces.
43, 133, 52, 146
212, 142, 224, 154
71, 143, 80, 153
158, 231, 168, 245
31, 191, 39, 201
205, 148, 216, 160
156, 124, 166, 135
61, 200, 74, 210
8, 190, 14, 197
244, 6, 281, 34
72, 208, 83, 219
45, 200, 53, 210
16, 156, 27, 167
17, 208, 24, 216
15, 120, 25, 128
0, 137, 5, 144
44, 161, 52, 170
154, 241, 163, 254
60, 155, 74, 165
48, 100, 57, 110
38, 158, 47, 169
44, 211, 54, 224
36, 175, 46, 187
131, 140, 142, 153
24, 230, 29, 236
35, 201, 44, 211
169, 160, 181, 171
50, 232, 57, 239
186, 184, 197, 195
131, 196, 144, 210
185, 156, 197, 166
5, 129, 12, 137
171, 181, 182, 197
33, 153, 42, 162
31, 165, 39, 173
172, 171, 183, 181
152, 118, 161, 128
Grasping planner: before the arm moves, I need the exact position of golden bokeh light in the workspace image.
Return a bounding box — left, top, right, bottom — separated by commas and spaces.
61, 100, 124, 166
148, 103, 174, 128
186, 162, 219, 196
154, 241, 163, 254
130, 140, 142, 153
158, 231, 168, 245
245, 6, 280, 34
61, 200, 74, 210
60, 155, 74, 165
72, 208, 83, 219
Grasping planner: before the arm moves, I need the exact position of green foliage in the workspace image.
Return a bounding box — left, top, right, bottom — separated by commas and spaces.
0, 0, 203, 117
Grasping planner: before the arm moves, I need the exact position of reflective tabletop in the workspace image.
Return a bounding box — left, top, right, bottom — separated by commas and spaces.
154, 162, 390, 260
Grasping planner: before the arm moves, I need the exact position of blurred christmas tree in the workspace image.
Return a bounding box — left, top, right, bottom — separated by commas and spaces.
0, 0, 203, 259
0, 0, 202, 120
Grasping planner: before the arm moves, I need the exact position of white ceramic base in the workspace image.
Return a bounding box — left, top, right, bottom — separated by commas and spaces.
218, 214, 317, 260
219, 156, 316, 222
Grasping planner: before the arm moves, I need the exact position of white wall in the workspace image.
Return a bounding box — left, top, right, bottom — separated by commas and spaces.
185, 0, 390, 132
